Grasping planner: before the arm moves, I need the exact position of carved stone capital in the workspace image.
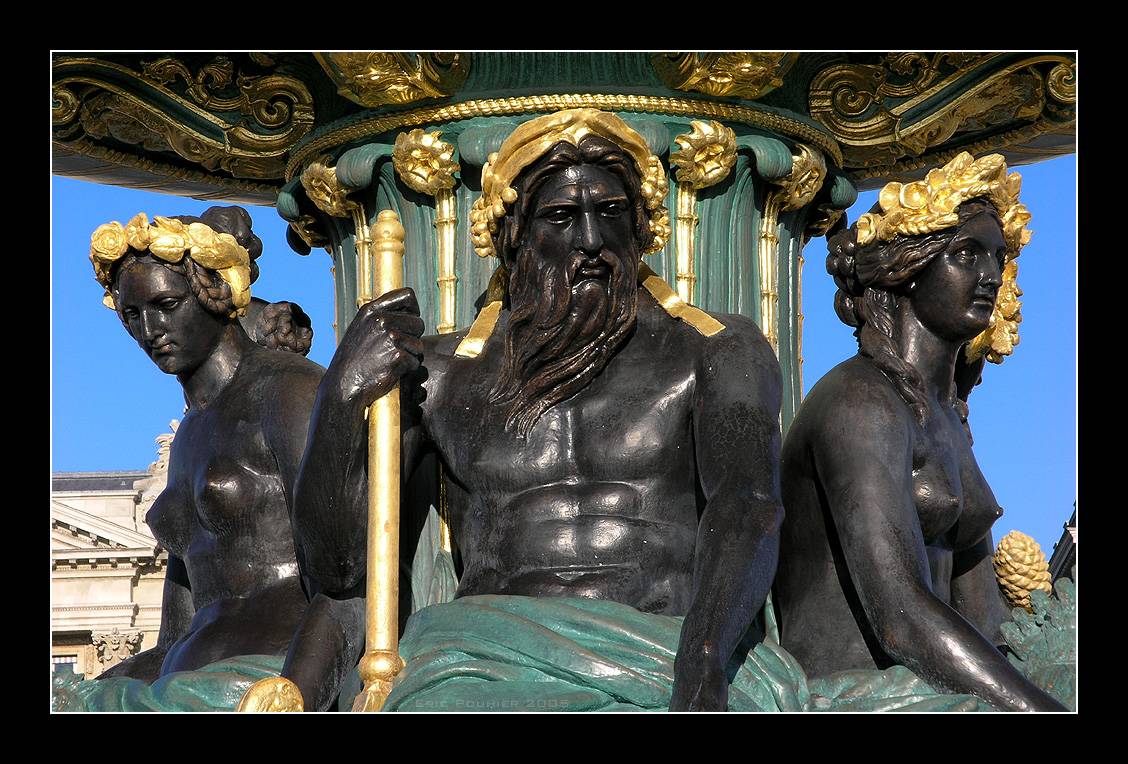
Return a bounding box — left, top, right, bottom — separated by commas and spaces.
91, 628, 145, 668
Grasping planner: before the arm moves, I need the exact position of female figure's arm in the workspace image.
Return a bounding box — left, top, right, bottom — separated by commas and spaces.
96, 556, 194, 682
950, 533, 1011, 647
812, 389, 1061, 711
256, 362, 367, 710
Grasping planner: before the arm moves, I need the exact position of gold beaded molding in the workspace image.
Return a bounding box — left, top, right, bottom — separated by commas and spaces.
286, 93, 843, 181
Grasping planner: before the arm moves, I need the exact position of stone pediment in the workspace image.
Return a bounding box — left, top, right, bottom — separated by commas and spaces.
51, 500, 157, 558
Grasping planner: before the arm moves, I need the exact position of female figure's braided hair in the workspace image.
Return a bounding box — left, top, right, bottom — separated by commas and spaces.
111, 205, 311, 353
826, 198, 1000, 425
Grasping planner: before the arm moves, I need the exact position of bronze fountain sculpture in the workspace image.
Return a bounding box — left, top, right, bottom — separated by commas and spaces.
54, 118, 1071, 713
773, 152, 1065, 711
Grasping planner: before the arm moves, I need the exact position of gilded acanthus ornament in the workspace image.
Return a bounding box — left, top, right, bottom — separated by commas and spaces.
288, 215, 330, 250
994, 531, 1053, 613
669, 120, 737, 304
670, 120, 737, 190
392, 128, 461, 333
90, 213, 253, 316
393, 129, 458, 196
652, 53, 797, 100
770, 144, 827, 213
314, 53, 470, 108
300, 158, 360, 218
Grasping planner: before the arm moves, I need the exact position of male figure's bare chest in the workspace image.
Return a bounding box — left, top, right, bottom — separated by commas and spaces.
425, 336, 698, 494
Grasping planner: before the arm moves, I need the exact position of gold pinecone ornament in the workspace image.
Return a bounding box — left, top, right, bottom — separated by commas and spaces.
993, 531, 1053, 612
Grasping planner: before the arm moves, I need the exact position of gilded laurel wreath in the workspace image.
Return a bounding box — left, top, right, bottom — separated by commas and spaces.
90, 213, 251, 316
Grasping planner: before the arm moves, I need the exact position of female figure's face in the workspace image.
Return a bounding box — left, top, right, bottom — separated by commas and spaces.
114, 260, 227, 376
908, 211, 1005, 343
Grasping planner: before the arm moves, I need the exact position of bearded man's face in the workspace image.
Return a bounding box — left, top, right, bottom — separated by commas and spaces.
490, 162, 641, 437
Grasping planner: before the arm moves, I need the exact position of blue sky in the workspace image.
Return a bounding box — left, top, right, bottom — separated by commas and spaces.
50, 154, 1076, 554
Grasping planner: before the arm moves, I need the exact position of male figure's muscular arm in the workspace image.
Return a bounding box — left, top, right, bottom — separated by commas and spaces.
291, 289, 425, 595
670, 318, 784, 711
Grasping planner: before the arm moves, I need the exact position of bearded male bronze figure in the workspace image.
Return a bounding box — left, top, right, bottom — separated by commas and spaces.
292, 109, 786, 711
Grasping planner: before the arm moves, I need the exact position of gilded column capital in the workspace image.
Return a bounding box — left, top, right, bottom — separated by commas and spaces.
670, 120, 738, 191
392, 129, 459, 196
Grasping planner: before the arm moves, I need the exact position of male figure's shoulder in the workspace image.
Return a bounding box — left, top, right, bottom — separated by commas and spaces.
637, 295, 779, 386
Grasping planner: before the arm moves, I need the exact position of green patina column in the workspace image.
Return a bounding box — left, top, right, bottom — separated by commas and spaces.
274, 53, 859, 428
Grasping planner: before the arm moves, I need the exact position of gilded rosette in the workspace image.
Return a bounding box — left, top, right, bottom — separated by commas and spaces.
670, 120, 737, 190
993, 530, 1053, 612
470, 108, 669, 259
393, 129, 458, 196
89, 214, 252, 317
855, 152, 1032, 260
89, 221, 130, 287
300, 158, 359, 218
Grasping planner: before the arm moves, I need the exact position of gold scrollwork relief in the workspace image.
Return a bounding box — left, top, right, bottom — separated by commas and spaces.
810, 53, 1072, 170
315, 53, 470, 108
76, 91, 280, 180
1047, 62, 1077, 104
52, 84, 81, 126
652, 53, 798, 100
53, 56, 314, 180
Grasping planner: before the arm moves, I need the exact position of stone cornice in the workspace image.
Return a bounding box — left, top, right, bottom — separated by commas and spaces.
51, 501, 156, 550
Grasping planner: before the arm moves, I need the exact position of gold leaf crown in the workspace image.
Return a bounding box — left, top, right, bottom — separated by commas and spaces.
855, 151, 1032, 258
90, 213, 252, 318
855, 152, 1033, 365
469, 108, 670, 260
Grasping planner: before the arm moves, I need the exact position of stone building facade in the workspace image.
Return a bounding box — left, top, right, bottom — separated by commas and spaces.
51, 424, 176, 679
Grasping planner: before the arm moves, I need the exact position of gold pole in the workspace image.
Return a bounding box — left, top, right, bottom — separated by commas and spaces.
353, 208, 374, 307
352, 210, 406, 712
434, 189, 458, 334
674, 183, 699, 304
758, 194, 782, 354
797, 250, 805, 391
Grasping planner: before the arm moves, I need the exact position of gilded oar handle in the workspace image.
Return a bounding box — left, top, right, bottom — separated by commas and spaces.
353, 210, 406, 712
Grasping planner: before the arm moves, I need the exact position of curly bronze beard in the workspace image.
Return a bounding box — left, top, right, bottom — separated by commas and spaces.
489, 244, 639, 437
